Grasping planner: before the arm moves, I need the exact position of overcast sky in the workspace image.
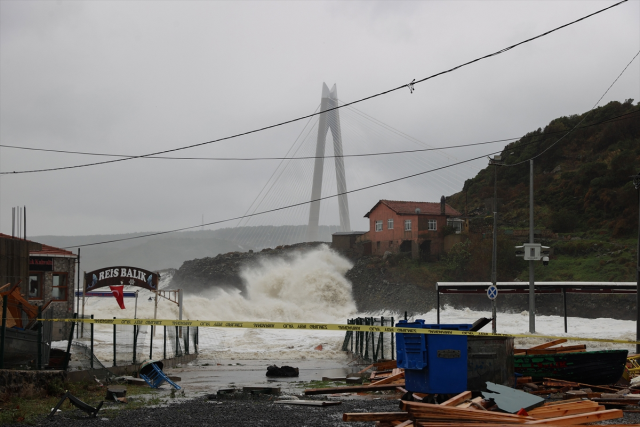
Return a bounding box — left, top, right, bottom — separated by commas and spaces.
1, 1, 638, 241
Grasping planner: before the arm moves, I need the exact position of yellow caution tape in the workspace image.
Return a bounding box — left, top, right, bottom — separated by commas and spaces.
41, 317, 640, 345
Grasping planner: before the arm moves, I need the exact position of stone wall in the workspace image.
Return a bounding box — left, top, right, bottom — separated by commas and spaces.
0, 369, 66, 395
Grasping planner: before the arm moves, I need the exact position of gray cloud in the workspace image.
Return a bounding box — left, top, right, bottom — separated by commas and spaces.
1, 0, 638, 238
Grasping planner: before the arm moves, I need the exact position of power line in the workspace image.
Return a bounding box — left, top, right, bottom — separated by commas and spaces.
1, 107, 637, 168
64, 150, 500, 249
1, 0, 628, 176
503, 50, 640, 167
61, 46, 639, 250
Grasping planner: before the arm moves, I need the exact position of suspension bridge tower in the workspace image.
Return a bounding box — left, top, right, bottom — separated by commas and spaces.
306, 83, 351, 241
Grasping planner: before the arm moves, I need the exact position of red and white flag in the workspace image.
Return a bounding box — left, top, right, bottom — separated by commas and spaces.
109, 285, 126, 309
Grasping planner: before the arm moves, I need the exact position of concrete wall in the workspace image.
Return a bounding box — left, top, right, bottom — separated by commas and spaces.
0, 369, 66, 394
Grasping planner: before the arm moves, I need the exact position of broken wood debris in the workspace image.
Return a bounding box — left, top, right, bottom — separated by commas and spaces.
340, 389, 625, 426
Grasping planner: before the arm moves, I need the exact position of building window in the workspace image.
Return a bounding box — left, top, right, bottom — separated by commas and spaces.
388, 218, 394, 229
375, 220, 383, 232
52, 273, 68, 301
404, 220, 412, 231
429, 219, 437, 231
28, 273, 43, 300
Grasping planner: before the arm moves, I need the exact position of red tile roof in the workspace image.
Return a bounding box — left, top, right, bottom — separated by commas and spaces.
364, 200, 461, 218
0, 233, 77, 257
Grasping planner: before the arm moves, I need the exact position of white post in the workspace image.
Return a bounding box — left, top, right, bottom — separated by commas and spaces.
81, 273, 86, 338
153, 291, 158, 337
134, 290, 139, 319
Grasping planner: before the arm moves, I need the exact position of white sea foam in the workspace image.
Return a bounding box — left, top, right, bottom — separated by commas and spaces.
71, 245, 636, 363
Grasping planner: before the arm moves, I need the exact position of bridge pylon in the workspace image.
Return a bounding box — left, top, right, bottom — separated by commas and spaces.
306, 83, 351, 242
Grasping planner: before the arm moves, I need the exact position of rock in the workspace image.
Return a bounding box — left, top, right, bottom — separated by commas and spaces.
314, 344, 323, 351
266, 365, 299, 377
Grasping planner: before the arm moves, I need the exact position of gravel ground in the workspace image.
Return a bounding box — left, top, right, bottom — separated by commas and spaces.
12, 394, 640, 427
15, 395, 401, 427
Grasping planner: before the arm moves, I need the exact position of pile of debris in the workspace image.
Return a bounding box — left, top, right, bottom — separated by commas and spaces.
342, 393, 624, 426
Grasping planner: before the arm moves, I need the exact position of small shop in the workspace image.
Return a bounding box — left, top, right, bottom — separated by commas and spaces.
28, 243, 77, 340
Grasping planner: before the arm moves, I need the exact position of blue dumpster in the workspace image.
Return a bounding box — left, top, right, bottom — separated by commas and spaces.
396, 319, 471, 394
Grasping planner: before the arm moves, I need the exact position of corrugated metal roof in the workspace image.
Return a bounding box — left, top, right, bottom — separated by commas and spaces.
364, 200, 461, 218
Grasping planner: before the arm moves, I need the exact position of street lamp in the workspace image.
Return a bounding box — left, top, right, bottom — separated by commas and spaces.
489, 155, 504, 333
632, 172, 640, 354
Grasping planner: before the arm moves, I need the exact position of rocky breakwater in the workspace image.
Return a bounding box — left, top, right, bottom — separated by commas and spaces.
170, 242, 326, 294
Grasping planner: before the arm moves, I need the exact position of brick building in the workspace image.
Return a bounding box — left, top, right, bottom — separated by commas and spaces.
1, 234, 77, 340
363, 197, 462, 260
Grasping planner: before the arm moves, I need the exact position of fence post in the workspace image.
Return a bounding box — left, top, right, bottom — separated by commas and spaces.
113, 317, 117, 367
163, 325, 167, 360
364, 318, 369, 361
37, 307, 42, 370
380, 316, 385, 361
64, 313, 76, 371
185, 326, 190, 355
132, 325, 137, 365
391, 316, 395, 360
90, 315, 94, 369
0, 295, 6, 369
175, 326, 179, 358
149, 326, 154, 360
195, 327, 198, 354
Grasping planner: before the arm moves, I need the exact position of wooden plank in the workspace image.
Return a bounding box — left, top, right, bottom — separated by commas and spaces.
275, 400, 341, 406
542, 398, 586, 407
530, 405, 604, 419
305, 383, 404, 395
526, 408, 623, 425
343, 412, 409, 422
543, 378, 618, 393
374, 360, 398, 371
456, 396, 483, 409
402, 401, 535, 421
440, 391, 472, 406
395, 421, 413, 427
529, 402, 599, 414
529, 339, 567, 350
371, 371, 405, 386
516, 377, 533, 385
357, 364, 374, 374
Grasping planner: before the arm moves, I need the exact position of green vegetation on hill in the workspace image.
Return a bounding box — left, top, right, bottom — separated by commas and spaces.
449, 99, 640, 237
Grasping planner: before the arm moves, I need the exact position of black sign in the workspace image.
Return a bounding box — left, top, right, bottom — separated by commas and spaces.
29, 257, 54, 272
85, 266, 159, 292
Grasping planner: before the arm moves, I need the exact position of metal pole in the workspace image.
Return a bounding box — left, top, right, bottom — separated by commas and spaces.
81, 272, 85, 338
153, 291, 158, 337
491, 159, 499, 334
23, 206, 26, 241
0, 295, 7, 369
76, 248, 80, 338
562, 287, 567, 333
391, 316, 394, 360
90, 314, 94, 369
149, 325, 154, 360
37, 307, 42, 369
163, 325, 167, 360
633, 172, 640, 354
134, 291, 138, 319
529, 159, 536, 334
132, 325, 137, 365
113, 317, 117, 367
178, 289, 183, 338
436, 286, 440, 324
64, 313, 76, 371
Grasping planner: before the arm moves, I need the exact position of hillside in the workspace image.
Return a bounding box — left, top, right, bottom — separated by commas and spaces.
448, 99, 640, 237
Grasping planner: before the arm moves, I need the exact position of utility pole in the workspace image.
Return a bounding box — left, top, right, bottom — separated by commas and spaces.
632, 172, 640, 354
489, 155, 503, 333
529, 160, 535, 334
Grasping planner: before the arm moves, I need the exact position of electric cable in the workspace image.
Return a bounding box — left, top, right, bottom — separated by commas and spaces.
503, 49, 640, 167
1, 108, 636, 165
1, 0, 628, 176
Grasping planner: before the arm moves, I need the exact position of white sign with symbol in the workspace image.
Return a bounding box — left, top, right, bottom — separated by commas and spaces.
487, 285, 498, 300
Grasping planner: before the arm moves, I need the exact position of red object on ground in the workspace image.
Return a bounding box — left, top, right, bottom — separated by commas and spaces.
516, 408, 529, 416
109, 285, 126, 309
314, 344, 323, 351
